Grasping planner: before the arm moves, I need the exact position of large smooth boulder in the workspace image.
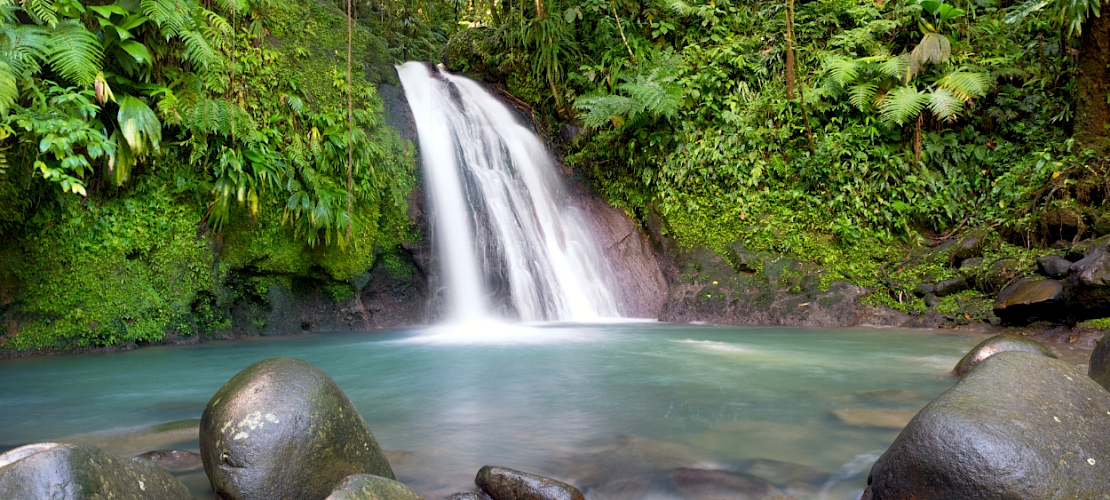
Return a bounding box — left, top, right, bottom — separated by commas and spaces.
952, 334, 1056, 376
200, 357, 393, 500
326, 474, 423, 500
865, 351, 1110, 499
476, 466, 584, 500
0, 442, 194, 499
992, 278, 1064, 324
1065, 246, 1110, 318
1088, 333, 1110, 390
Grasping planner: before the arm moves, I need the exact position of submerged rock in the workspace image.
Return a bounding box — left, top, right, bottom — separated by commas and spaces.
0, 442, 194, 499
325, 474, 423, 500
476, 465, 584, 500
137, 449, 203, 474
831, 408, 917, 429
952, 334, 1056, 376
992, 278, 1064, 325
866, 351, 1110, 499
668, 468, 781, 500
200, 357, 393, 500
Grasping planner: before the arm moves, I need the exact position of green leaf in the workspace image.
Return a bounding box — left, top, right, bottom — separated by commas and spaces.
117, 94, 161, 158
119, 40, 153, 65
46, 20, 104, 86
927, 87, 964, 121
90, 5, 130, 18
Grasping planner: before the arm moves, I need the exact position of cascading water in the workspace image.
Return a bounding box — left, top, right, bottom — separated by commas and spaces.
397, 62, 621, 323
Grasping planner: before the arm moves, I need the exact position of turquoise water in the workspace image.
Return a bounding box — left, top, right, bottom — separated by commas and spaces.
0, 323, 979, 499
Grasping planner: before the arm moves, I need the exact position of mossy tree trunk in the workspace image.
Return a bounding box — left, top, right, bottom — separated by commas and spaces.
1075, 11, 1110, 154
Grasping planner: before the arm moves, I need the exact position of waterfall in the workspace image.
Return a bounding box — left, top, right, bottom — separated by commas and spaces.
397, 62, 622, 323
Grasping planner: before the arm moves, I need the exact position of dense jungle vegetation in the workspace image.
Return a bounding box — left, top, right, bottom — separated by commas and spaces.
1, 0, 1108, 350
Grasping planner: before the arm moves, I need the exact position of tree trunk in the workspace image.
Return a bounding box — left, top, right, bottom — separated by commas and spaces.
534, 0, 546, 19
1075, 12, 1110, 154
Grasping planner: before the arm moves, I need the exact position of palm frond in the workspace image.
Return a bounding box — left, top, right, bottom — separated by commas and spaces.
879, 85, 929, 125
46, 20, 104, 86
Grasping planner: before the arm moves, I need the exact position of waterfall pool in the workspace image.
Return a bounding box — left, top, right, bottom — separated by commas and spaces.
0, 323, 982, 499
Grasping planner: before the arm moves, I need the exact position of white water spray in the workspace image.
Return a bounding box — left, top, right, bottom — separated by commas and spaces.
397, 62, 621, 323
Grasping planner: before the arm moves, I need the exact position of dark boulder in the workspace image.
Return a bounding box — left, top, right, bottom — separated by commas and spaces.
1096, 213, 1110, 237
1064, 247, 1110, 318
668, 468, 780, 500
952, 334, 1057, 376
0, 442, 194, 499
932, 277, 968, 297
953, 233, 985, 262
325, 474, 423, 500
866, 351, 1110, 499
476, 466, 584, 500
912, 283, 934, 297
1037, 255, 1073, 278
992, 278, 1064, 325
923, 293, 940, 308
200, 357, 393, 500
1088, 333, 1110, 390
446, 493, 490, 500
958, 257, 983, 270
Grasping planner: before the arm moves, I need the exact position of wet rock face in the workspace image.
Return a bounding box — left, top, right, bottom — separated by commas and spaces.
0, 442, 194, 499
1065, 246, 1110, 318
1038, 255, 1073, 278
1088, 334, 1110, 390
867, 351, 1110, 500
200, 357, 393, 500
325, 474, 423, 500
993, 278, 1065, 325
952, 334, 1057, 377
476, 466, 585, 500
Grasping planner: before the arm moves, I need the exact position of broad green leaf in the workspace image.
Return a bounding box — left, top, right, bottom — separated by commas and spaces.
119, 40, 153, 65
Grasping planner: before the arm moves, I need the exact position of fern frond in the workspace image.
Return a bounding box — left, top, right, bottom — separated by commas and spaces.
878, 85, 929, 125
879, 55, 910, 81
142, 0, 193, 38
46, 20, 103, 86
908, 32, 951, 79
937, 70, 991, 102
0, 61, 16, 115
574, 94, 642, 129
824, 56, 860, 87
927, 87, 965, 122
180, 30, 216, 69
21, 0, 56, 26
848, 82, 878, 112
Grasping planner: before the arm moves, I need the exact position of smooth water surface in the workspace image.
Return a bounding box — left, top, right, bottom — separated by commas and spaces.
0, 324, 980, 499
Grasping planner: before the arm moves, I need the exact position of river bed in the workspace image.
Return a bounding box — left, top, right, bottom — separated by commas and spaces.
0, 323, 983, 499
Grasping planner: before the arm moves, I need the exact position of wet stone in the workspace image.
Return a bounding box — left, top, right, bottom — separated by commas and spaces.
325, 474, 424, 500
993, 278, 1065, 325
1037, 255, 1073, 278
953, 334, 1057, 377
200, 357, 393, 500
0, 442, 195, 500
476, 466, 584, 500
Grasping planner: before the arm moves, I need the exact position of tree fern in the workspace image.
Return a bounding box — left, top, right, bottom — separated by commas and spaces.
0, 61, 15, 115
142, 0, 192, 38
823, 56, 860, 87
46, 20, 103, 87
1, 24, 48, 78
879, 55, 910, 82
879, 85, 929, 125
180, 30, 217, 69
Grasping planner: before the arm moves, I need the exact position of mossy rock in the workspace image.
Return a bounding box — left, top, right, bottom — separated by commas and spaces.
865, 351, 1110, 500
200, 357, 393, 500
0, 442, 194, 499
953, 334, 1056, 376
326, 474, 423, 500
